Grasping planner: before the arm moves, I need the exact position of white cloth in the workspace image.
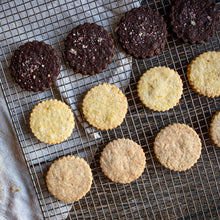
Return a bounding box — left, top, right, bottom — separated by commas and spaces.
0, 89, 43, 220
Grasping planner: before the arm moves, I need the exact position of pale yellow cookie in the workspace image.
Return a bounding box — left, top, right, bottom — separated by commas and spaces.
137, 66, 183, 111
187, 51, 220, 97
46, 155, 92, 203
30, 99, 75, 144
210, 111, 220, 147
154, 123, 202, 172
82, 83, 128, 130
100, 139, 146, 184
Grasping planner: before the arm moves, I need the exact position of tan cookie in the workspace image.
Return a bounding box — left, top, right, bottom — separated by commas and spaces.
187, 51, 220, 97
137, 66, 183, 111
154, 123, 202, 171
30, 99, 75, 144
46, 155, 92, 203
210, 111, 220, 147
82, 83, 128, 130
100, 139, 146, 184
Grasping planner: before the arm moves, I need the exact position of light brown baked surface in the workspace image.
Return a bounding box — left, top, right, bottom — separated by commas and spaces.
137, 66, 183, 111
82, 83, 128, 130
30, 99, 75, 144
100, 138, 146, 184
210, 111, 220, 147
154, 123, 202, 171
187, 51, 220, 97
46, 155, 92, 203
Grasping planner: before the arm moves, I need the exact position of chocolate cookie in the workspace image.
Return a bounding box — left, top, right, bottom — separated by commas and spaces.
64, 23, 114, 75
170, 0, 220, 44
116, 6, 167, 59
10, 41, 61, 92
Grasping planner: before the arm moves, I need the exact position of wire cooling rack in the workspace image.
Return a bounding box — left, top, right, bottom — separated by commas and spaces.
0, 0, 220, 219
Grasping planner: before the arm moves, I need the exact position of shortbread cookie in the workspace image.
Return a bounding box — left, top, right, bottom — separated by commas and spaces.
210, 111, 220, 147
117, 7, 167, 59
154, 123, 202, 171
100, 139, 146, 184
137, 66, 183, 111
170, 0, 219, 44
46, 155, 92, 202
82, 83, 128, 130
187, 51, 220, 97
10, 41, 61, 92
65, 23, 114, 75
30, 99, 75, 144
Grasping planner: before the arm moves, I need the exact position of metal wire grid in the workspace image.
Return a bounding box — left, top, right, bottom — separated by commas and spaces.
0, 0, 220, 219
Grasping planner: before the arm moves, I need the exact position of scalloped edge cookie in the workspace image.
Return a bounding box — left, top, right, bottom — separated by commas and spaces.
100, 138, 146, 183
137, 66, 183, 111
46, 155, 92, 202
187, 51, 220, 97
82, 83, 128, 130
30, 99, 75, 144
210, 111, 220, 147
154, 123, 202, 171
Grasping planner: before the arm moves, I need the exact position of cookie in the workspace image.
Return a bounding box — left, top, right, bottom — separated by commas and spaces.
64, 23, 114, 75
10, 41, 61, 92
154, 123, 202, 172
46, 155, 92, 203
210, 111, 220, 148
116, 6, 167, 59
30, 99, 75, 144
187, 51, 220, 97
170, 0, 219, 44
100, 139, 146, 184
82, 83, 128, 130
137, 66, 183, 111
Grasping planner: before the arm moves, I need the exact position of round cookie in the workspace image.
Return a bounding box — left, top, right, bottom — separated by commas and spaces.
210, 111, 220, 148
10, 41, 61, 92
65, 23, 114, 75
46, 155, 92, 202
137, 66, 183, 111
100, 139, 146, 184
187, 51, 220, 97
170, 0, 219, 44
82, 83, 128, 130
30, 99, 75, 144
116, 6, 167, 59
154, 123, 202, 172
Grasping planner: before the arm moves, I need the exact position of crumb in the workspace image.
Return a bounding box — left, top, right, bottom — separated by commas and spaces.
16, 189, 21, 192
11, 186, 15, 191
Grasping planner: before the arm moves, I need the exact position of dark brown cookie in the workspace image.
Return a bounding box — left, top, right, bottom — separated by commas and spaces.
116, 6, 167, 59
10, 41, 61, 92
170, 0, 219, 44
64, 23, 114, 75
